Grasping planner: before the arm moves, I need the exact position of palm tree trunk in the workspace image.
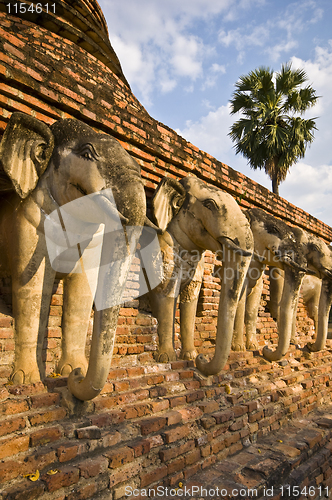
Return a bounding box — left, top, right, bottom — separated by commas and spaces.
272, 176, 279, 196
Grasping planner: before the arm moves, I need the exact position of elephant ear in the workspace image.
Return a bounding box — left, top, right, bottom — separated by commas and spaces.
0, 112, 54, 198
151, 177, 187, 232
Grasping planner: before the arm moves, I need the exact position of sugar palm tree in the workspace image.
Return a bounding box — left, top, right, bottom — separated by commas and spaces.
229, 64, 318, 195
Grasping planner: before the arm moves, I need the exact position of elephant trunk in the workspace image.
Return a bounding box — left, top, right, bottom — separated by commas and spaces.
263, 267, 304, 361
68, 180, 146, 401
307, 278, 332, 352
68, 306, 120, 400
196, 251, 252, 376
67, 245, 134, 400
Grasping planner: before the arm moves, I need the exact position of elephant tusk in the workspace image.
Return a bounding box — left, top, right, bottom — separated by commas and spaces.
144, 216, 163, 234
94, 195, 129, 224
306, 268, 318, 276
278, 255, 307, 273
217, 236, 252, 257
322, 268, 332, 280
252, 252, 266, 262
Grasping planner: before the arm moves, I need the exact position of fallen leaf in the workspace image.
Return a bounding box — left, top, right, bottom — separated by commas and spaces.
47, 469, 59, 475
24, 470, 40, 481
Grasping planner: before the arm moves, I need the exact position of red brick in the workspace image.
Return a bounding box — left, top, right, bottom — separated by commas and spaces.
106, 446, 135, 468
78, 456, 109, 478
57, 444, 79, 463
163, 424, 190, 444
0, 399, 29, 415
185, 448, 201, 466
90, 412, 125, 427
130, 439, 151, 457
140, 465, 167, 488
1, 481, 45, 499
0, 460, 21, 483
159, 440, 195, 462
0, 434, 29, 459
30, 392, 60, 408
29, 408, 67, 426
166, 411, 182, 426
0, 416, 26, 437
168, 396, 187, 408
167, 456, 185, 475
30, 427, 63, 447
212, 410, 234, 424
43, 466, 80, 493
65, 482, 98, 500
141, 417, 167, 436
197, 401, 219, 413
76, 426, 101, 440
109, 462, 141, 488
150, 399, 170, 413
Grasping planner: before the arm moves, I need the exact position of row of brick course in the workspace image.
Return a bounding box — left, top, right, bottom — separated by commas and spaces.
185, 405, 332, 500
1, 346, 332, 498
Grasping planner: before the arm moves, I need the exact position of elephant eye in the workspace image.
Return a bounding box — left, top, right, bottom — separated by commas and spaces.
82, 152, 92, 160
71, 183, 88, 196
203, 199, 218, 211
73, 143, 99, 161
80, 149, 95, 161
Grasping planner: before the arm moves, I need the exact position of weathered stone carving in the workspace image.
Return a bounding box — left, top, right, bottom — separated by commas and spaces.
267, 253, 332, 354
232, 208, 332, 360
148, 176, 254, 376
0, 112, 146, 400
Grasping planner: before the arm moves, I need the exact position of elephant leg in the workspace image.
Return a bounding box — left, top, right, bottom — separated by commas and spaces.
307, 278, 332, 352
179, 275, 202, 360
290, 295, 299, 344
245, 274, 263, 350
11, 260, 55, 384
57, 271, 93, 376
179, 299, 198, 360
268, 267, 284, 321
232, 281, 247, 351
149, 293, 177, 362
263, 267, 304, 361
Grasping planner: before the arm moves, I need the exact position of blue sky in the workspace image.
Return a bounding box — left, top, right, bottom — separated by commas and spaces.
99, 0, 332, 228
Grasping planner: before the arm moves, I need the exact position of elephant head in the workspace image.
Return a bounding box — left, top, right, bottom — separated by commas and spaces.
0, 112, 146, 401
267, 238, 332, 356
303, 237, 332, 352
151, 176, 254, 375
244, 208, 310, 362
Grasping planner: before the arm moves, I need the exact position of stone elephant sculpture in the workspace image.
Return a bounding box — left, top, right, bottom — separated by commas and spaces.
267, 241, 332, 353
0, 112, 146, 401
148, 175, 254, 376
232, 208, 310, 355
233, 208, 332, 361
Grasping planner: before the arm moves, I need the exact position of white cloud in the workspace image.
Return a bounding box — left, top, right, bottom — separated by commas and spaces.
170, 35, 204, 79
218, 25, 269, 50
281, 163, 332, 226
176, 103, 234, 160
201, 63, 226, 90
99, 0, 233, 105
99, 0, 273, 106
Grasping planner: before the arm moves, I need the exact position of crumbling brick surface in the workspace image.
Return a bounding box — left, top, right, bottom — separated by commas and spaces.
0, 350, 331, 498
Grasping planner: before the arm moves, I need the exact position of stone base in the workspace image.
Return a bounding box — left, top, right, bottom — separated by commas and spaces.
1, 343, 332, 499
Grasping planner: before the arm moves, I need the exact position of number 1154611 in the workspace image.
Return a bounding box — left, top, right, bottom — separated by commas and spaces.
6, 3, 56, 14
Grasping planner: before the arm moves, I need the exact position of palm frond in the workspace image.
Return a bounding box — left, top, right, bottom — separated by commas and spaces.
229, 62, 319, 194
